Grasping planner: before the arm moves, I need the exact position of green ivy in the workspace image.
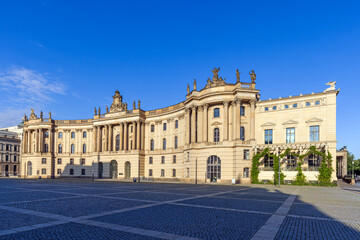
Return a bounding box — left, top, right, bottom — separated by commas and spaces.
251, 148, 269, 183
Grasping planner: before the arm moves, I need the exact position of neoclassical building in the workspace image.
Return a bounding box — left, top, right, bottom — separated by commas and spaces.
21, 68, 339, 183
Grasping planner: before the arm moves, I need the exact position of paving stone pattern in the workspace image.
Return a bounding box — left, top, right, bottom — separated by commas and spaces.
0, 179, 359, 239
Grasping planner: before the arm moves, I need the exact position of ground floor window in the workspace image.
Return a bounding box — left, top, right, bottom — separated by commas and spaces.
308, 154, 320, 171
41, 168, 46, 175
207, 155, 221, 182
264, 154, 274, 170
149, 169, 153, 176
243, 168, 249, 178
286, 154, 297, 171
172, 169, 176, 177
81, 169, 85, 175
161, 169, 165, 177
57, 169, 61, 175
70, 169, 74, 175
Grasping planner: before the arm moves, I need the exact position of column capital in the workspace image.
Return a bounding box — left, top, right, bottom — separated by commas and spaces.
203, 103, 209, 109
191, 105, 196, 111
197, 105, 204, 112
250, 99, 257, 106
223, 101, 229, 107
185, 107, 191, 113
236, 99, 242, 105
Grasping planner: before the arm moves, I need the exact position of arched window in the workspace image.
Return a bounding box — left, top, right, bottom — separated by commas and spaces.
214, 108, 220, 118
83, 144, 86, 153
207, 155, 221, 182
175, 120, 178, 129
163, 138, 166, 150
71, 144, 75, 154
58, 144, 62, 153
240, 106, 245, 116
115, 134, 120, 151
214, 128, 220, 142
174, 136, 178, 149
240, 127, 245, 141
163, 123, 167, 131
27, 161, 32, 176
150, 139, 154, 151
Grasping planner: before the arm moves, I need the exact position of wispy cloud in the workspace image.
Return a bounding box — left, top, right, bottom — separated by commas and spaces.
0, 67, 66, 127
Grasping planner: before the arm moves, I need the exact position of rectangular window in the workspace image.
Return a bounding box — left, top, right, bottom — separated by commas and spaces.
70, 169, 74, 175
149, 157, 153, 164
151, 125, 155, 132
44, 132, 49, 138
244, 149, 250, 160
174, 136, 178, 149
264, 155, 274, 170
310, 125, 319, 142
42, 168, 46, 175
81, 169, 85, 175
57, 158, 62, 164
81, 159, 85, 165
44, 144, 48, 153
175, 120, 178, 129
149, 169, 153, 176
83, 132, 87, 138
57, 169, 61, 175
240, 106, 245, 116
163, 123, 167, 131
163, 138, 166, 150
214, 108, 220, 118
150, 140, 154, 151
173, 155, 176, 163
243, 168, 249, 178
265, 129, 273, 144
58, 132, 63, 138
14, 156, 17, 161
286, 128, 295, 143
161, 156, 165, 164
71, 132, 75, 138
240, 127, 245, 141
42, 158, 46, 164
161, 169, 165, 177
5, 155, 9, 161
70, 158, 74, 165
172, 169, 176, 177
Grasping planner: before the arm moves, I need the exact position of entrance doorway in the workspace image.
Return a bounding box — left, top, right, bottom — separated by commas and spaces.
110, 160, 118, 179
98, 162, 103, 178
207, 155, 221, 182
125, 161, 131, 179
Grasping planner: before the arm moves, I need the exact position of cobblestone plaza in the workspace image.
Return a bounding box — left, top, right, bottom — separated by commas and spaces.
0, 179, 359, 239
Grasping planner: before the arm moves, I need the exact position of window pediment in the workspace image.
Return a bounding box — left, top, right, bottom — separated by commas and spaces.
306, 118, 323, 123
282, 120, 299, 125
261, 122, 276, 127
211, 121, 222, 126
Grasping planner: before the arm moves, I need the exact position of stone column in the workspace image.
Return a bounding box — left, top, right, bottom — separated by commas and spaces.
223, 101, 229, 141
132, 122, 136, 150
36, 129, 39, 153
231, 101, 236, 140
236, 99, 241, 140
109, 125, 113, 151
141, 122, 145, 150
197, 106, 203, 142
191, 106, 196, 143
97, 126, 101, 152
185, 108, 190, 145
119, 123, 123, 150
136, 121, 141, 150
49, 128, 53, 153
93, 126, 97, 152
23, 131, 27, 153
124, 122, 128, 150
250, 100, 256, 141
203, 104, 208, 142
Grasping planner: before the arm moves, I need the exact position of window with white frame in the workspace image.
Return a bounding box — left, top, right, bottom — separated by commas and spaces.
310, 125, 319, 142
286, 127, 295, 143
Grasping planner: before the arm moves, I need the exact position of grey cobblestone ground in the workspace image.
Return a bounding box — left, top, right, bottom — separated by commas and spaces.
0, 179, 359, 239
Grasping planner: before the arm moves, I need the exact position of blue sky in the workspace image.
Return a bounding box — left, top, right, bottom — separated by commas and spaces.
0, 0, 359, 158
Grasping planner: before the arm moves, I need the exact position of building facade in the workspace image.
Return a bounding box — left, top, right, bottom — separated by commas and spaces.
0, 131, 21, 177
21, 68, 339, 183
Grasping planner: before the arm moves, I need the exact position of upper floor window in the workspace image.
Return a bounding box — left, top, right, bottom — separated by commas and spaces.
214, 128, 220, 142
57, 158, 62, 164
315, 100, 320, 105
174, 136, 178, 149
150, 139, 154, 151
70, 158, 74, 165
83, 144, 86, 153
42, 158, 46, 164
44, 144, 49, 153
71, 144, 75, 154
83, 132, 87, 138
58, 132, 63, 138
284, 105, 289, 109
161, 156, 165, 164
306, 102, 310, 106
286, 127, 295, 143
116, 134, 120, 151
310, 125, 319, 142
265, 107, 269, 111
293, 103, 298, 108
240, 127, 245, 141
244, 149, 250, 160
163, 123, 167, 131
214, 108, 220, 118
172, 169, 176, 177
151, 125, 155, 132
265, 129, 273, 144
173, 155, 176, 163
175, 120, 178, 129
44, 132, 49, 138
58, 144, 63, 153
272, 106, 277, 110
149, 157, 153, 164
81, 158, 85, 165
240, 106, 245, 116
162, 138, 166, 150
71, 132, 75, 138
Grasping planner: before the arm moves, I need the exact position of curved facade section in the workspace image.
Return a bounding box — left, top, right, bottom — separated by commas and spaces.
20, 68, 339, 183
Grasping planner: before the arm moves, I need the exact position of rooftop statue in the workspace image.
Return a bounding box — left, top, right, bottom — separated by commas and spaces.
249, 70, 256, 82
212, 67, 220, 76
133, 101, 136, 110
30, 109, 37, 120
40, 111, 43, 119
98, 107, 101, 115
106, 106, 109, 113
187, 84, 190, 94
193, 79, 197, 91
110, 90, 126, 112
94, 107, 97, 115
49, 111, 52, 119
138, 99, 141, 109
324, 81, 336, 92
236, 69, 241, 83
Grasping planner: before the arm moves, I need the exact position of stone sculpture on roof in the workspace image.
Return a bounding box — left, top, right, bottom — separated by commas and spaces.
110, 90, 127, 112
29, 109, 37, 120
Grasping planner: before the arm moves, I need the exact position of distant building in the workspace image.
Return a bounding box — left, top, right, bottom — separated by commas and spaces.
336, 146, 348, 178
21, 68, 339, 183
0, 124, 23, 139
0, 130, 21, 177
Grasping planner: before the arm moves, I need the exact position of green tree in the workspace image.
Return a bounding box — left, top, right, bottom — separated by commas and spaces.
347, 152, 360, 175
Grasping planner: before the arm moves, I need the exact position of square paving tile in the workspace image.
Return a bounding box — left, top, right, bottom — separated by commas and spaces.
0, 191, 77, 204
275, 216, 360, 240
0, 209, 53, 230
5, 196, 150, 217
92, 204, 270, 240
0, 222, 161, 240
